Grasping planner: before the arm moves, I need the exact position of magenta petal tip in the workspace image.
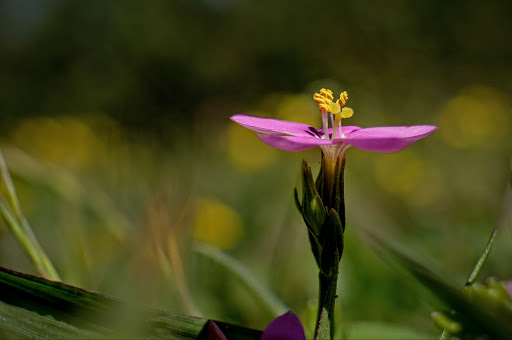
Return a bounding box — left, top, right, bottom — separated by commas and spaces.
342, 125, 439, 153
231, 114, 317, 137
261, 311, 307, 340
208, 321, 227, 340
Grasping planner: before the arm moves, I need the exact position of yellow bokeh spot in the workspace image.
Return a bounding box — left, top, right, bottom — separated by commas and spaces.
276, 94, 319, 127
373, 150, 443, 205
374, 151, 424, 197
10, 115, 106, 169
439, 85, 510, 149
227, 113, 279, 172
193, 197, 243, 250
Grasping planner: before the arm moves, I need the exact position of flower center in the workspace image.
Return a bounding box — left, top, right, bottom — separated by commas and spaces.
313, 89, 354, 140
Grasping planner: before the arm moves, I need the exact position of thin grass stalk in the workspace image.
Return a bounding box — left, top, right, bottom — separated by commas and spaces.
0, 148, 60, 281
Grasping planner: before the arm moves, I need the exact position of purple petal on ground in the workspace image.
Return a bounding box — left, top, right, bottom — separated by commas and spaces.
257, 134, 332, 152
340, 125, 439, 153
231, 114, 319, 137
261, 311, 307, 340
208, 321, 228, 340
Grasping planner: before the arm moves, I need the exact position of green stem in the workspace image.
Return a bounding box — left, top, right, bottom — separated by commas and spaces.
0, 148, 60, 281
315, 249, 340, 340
306, 149, 347, 339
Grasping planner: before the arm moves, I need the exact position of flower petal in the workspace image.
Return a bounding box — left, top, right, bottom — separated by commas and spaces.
258, 134, 332, 152
231, 114, 319, 137
339, 125, 439, 153
261, 311, 307, 340
208, 321, 227, 340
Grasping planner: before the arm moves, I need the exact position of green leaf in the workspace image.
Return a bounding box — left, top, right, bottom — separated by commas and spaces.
0, 266, 262, 339
366, 233, 512, 339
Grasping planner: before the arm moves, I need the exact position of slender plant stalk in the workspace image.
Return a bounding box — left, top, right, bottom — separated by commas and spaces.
193, 241, 288, 318
439, 227, 498, 338
299, 155, 345, 340
166, 233, 200, 315
465, 228, 498, 287
0, 148, 60, 281
315, 251, 340, 340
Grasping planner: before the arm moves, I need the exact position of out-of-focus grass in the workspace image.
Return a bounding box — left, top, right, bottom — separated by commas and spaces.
0, 83, 510, 336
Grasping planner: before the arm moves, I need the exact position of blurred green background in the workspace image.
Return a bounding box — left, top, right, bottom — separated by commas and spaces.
1, 0, 511, 337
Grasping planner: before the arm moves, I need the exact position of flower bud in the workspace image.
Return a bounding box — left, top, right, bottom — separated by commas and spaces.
463, 278, 512, 319
300, 160, 327, 237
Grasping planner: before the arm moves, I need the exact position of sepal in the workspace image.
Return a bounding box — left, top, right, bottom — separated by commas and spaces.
319, 209, 344, 277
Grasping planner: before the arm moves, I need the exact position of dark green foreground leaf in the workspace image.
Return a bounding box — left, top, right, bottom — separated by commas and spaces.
367, 234, 512, 340
0, 266, 262, 339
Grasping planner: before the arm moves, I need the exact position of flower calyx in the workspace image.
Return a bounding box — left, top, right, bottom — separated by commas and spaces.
295, 159, 345, 272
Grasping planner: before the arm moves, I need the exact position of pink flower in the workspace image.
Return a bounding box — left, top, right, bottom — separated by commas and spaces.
230, 114, 438, 154
230, 89, 438, 158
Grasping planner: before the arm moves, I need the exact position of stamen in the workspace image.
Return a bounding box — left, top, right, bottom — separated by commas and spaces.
321, 113, 329, 139
338, 91, 348, 106
340, 107, 353, 118
314, 88, 335, 139
330, 113, 335, 140
328, 102, 341, 115
334, 107, 354, 138
314, 89, 354, 140
320, 88, 334, 101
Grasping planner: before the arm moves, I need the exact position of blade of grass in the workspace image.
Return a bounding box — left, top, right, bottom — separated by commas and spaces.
0, 266, 262, 339
0, 196, 48, 277
365, 232, 512, 339
193, 241, 288, 318
0, 148, 60, 281
465, 228, 498, 287
2, 146, 130, 242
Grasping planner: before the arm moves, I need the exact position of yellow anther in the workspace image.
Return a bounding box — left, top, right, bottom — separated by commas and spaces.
329, 102, 341, 114
319, 88, 334, 101
314, 89, 334, 113
334, 107, 354, 128
314, 89, 352, 123
340, 107, 353, 118
337, 91, 349, 106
